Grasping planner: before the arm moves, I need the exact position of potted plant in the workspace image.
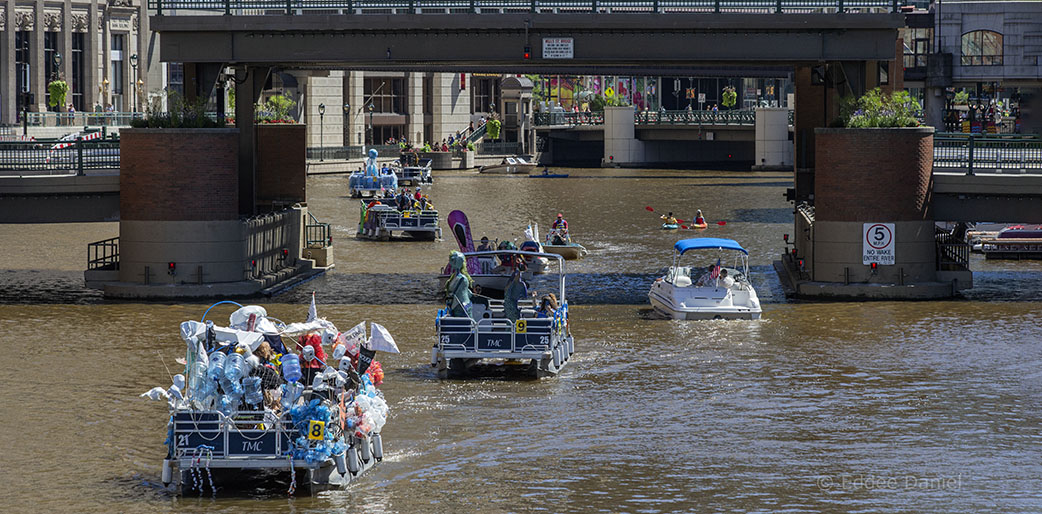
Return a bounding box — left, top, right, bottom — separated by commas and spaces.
48, 79, 69, 112
809, 87, 937, 286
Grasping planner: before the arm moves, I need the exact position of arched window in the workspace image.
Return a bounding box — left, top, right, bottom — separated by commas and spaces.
961, 30, 1003, 66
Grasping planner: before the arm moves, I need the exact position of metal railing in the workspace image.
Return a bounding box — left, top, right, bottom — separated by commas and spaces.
25, 111, 143, 127
87, 237, 120, 271
534, 109, 758, 127
306, 212, 333, 247
306, 144, 401, 161
534, 111, 605, 126
244, 209, 299, 279
476, 141, 521, 155
150, 0, 903, 14
935, 226, 970, 271
636, 109, 756, 126
933, 133, 1042, 175
0, 138, 121, 175
466, 122, 487, 143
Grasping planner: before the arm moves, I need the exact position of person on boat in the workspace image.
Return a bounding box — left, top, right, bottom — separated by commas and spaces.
719, 268, 735, 289
414, 187, 423, 202
477, 236, 493, 252
694, 209, 706, 226
445, 251, 473, 318
536, 293, 558, 318
551, 213, 568, 232
504, 268, 529, 323
297, 333, 327, 386
364, 148, 379, 177
661, 212, 678, 225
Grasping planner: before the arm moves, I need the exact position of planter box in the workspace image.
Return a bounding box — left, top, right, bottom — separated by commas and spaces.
120, 128, 240, 221
814, 127, 934, 222
418, 151, 455, 170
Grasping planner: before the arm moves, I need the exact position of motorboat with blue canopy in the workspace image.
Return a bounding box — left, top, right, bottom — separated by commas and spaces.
649, 238, 761, 320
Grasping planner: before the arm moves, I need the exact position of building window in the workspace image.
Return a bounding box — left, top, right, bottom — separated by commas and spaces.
111, 34, 125, 109
901, 27, 932, 69
167, 63, 184, 98
15, 31, 30, 115
364, 77, 405, 114
878, 62, 889, 85
372, 125, 404, 144
71, 33, 85, 111
961, 30, 1003, 66
471, 76, 501, 114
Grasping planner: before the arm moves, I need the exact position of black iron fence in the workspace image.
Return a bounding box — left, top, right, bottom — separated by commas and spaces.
935, 226, 970, 271
87, 237, 120, 271
477, 141, 521, 155
636, 109, 757, 126
306, 144, 401, 161
934, 133, 1042, 175
306, 212, 333, 247
151, 0, 905, 14
0, 138, 121, 175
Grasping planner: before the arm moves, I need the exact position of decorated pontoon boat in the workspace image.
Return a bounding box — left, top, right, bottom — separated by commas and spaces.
349, 149, 398, 198
358, 198, 441, 241
393, 154, 433, 186
143, 300, 399, 495
648, 238, 761, 320
434, 250, 574, 378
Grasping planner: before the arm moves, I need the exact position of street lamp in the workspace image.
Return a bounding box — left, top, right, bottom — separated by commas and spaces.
52, 52, 62, 80
318, 103, 326, 162
367, 103, 374, 146
342, 103, 350, 146
129, 53, 139, 112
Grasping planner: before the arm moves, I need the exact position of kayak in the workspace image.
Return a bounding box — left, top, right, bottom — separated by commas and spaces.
661, 223, 679, 230
690, 222, 708, 229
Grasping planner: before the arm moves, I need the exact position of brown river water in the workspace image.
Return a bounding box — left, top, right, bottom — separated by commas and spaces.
2, 169, 1042, 512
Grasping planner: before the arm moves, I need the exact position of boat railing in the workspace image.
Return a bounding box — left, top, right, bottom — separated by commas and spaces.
437, 310, 558, 354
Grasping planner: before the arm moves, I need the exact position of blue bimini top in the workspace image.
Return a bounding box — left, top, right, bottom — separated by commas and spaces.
674, 238, 747, 255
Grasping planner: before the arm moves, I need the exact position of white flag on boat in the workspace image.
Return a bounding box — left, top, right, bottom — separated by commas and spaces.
365, 322, 400, 354
306, 292, 318, 322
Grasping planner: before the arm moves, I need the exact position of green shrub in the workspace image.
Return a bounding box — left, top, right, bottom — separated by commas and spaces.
48, 80, 69, 109
838, 88, 921, 128
486, 118, 501, 139
131, 90, 226, 128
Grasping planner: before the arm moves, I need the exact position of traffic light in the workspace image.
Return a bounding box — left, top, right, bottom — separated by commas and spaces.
523, 46, 531, 60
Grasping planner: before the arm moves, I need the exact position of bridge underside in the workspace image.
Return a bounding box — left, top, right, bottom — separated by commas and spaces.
154, 13, 903, 69
932, 173, 1042, 223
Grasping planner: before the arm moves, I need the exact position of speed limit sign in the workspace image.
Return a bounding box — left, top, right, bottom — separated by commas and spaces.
863, 223, 895, 265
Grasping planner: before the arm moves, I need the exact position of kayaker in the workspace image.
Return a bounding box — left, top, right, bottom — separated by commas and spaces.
551, 213, 568, 232
694, 210, 706, 225
661, 212, 678, 225
550, 213, 569, 245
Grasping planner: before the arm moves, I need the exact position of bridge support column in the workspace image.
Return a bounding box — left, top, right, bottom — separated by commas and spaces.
235, 66, 266, 216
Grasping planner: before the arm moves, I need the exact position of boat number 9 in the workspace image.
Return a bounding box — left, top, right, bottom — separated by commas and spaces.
515, 319, 527, 333
308, 420, 326, 440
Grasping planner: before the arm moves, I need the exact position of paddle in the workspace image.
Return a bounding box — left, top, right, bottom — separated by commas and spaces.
646, 206, 685, 224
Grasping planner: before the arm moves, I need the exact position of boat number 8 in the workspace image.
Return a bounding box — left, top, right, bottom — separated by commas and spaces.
308, 420, 326, 440
515, 319, 527, 333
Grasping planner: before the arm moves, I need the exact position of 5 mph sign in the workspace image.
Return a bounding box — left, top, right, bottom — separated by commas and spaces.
863, 223, 895, 265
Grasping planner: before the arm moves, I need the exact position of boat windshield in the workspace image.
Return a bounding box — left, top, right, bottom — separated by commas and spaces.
669, 248, 750, 288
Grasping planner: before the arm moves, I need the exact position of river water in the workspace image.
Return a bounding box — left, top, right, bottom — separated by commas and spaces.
2, 169, 1042, 512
